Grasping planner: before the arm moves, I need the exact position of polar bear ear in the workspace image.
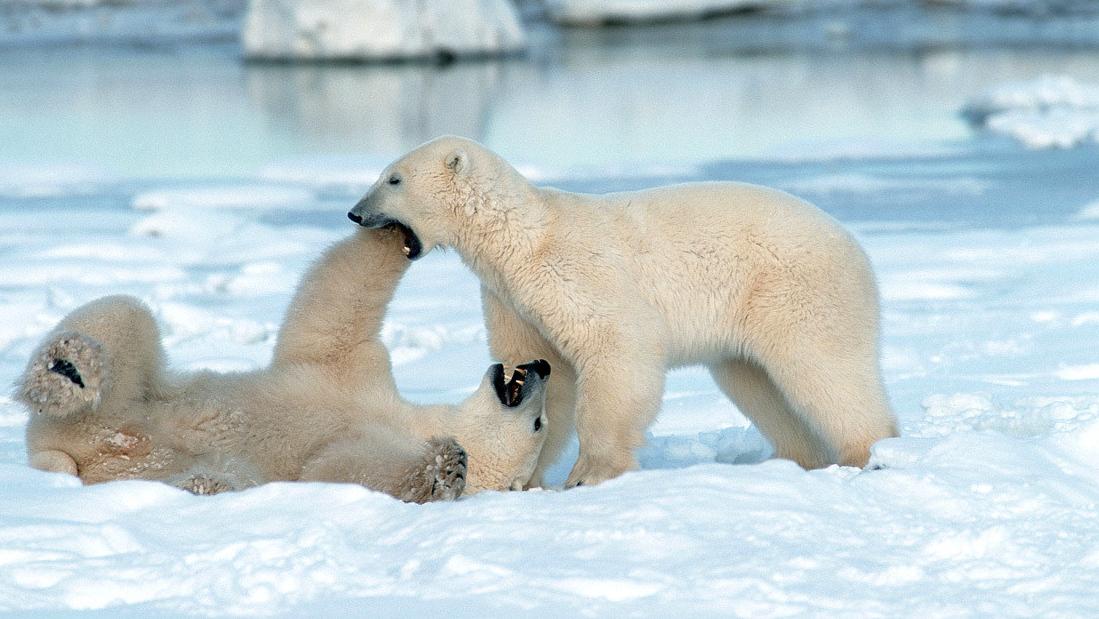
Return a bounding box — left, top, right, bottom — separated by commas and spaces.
444, 149, 468, 176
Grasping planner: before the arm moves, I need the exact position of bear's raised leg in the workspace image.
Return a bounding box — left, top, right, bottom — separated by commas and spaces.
21, 333, 106, 419
300, 431, 467, 503
482, 287, 575, 488
18, 296, 167, 419
709, 360, 832, 469
270, 228, 409, 390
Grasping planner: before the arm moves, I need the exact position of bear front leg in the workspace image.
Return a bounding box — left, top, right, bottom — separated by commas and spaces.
397, 438, 467, 503
482, 286, 576, 488
300, 430, 467, 503
565, 354, 666, 488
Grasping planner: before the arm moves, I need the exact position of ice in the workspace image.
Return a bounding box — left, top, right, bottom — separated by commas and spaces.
132, 186, 315, 211
241, 0, 526, 61
0, 165, 108, 198
1057, 364, 1099, 381
544, 0, 781, 25
1076, 200, 1099, 220
0, 0, 243, 46
963, 75, 1099, 149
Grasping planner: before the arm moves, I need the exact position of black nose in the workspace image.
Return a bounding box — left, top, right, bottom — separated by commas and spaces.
347, 211, 363, 224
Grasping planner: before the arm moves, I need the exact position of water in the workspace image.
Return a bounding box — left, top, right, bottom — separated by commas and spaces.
3, 11, 1099, 180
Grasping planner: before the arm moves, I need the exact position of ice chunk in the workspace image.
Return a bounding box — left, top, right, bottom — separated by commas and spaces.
544, 0, 781, 25
962, 75, 1099, 149
242, 0, 526, 61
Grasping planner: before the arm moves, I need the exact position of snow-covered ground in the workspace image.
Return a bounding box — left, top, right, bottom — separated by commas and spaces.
2, 143, 1099, 616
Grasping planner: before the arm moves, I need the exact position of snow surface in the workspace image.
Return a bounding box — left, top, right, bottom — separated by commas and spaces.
2, 143, 1099, 615
963, 75, 1099, 149
241, 0, 526, 61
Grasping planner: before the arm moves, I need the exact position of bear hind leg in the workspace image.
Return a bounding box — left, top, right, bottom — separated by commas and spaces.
709, 360, 832, 469
760, 351, 897, 468
20, 332, 107, 418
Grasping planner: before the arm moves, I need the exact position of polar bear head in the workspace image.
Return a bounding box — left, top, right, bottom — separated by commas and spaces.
458, 359, 550, 493
347, 136, 536, 261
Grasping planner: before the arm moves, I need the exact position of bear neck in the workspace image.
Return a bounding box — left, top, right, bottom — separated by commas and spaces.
452, 184, 548, 287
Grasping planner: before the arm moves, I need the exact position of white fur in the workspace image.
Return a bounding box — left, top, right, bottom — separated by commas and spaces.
349, 136, 898, 487
17, 229, 548, 501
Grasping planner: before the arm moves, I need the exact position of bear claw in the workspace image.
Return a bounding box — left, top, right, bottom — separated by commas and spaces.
177, 474, 234, 496
402, 438, 467, 503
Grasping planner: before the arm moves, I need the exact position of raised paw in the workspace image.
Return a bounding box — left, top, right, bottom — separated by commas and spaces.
175, 474, 235, 496
491, 359, 551, 408
401, 438, 467, 504
20, 332, 106, 418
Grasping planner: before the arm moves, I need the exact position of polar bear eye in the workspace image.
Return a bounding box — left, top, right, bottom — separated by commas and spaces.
533, 417, 542, 432
387, 174, 402, 186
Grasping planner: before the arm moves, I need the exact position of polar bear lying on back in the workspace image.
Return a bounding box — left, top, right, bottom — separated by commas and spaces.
18, 228, 550, 501
349, 136, 898, 488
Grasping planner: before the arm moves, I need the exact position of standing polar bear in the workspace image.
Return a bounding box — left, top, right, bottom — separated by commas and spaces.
18, 227, 550, 501
349, 136, 898, 488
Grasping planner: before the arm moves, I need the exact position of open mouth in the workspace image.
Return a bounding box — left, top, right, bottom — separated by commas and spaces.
490, 360, 551, 408
383, 221, 423, 260
348, 210, 423, 260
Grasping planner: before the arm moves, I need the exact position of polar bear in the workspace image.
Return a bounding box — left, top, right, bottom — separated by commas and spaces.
17, 227, 550, 502
348, 136, 898, 488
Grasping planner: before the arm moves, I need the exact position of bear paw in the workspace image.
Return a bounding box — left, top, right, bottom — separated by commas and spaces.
401, 438, 467, 504
21, 332, 106, 418
175, 474, 234, 496
565, 451, 636, 489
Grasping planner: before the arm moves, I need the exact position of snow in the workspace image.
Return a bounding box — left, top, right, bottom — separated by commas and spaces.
241, 0, 526, 61
2, 145, 1099, 615
963, 75, 1099, 148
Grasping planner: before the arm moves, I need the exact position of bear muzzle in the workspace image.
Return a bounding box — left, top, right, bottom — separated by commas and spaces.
348, 200, 423, 260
